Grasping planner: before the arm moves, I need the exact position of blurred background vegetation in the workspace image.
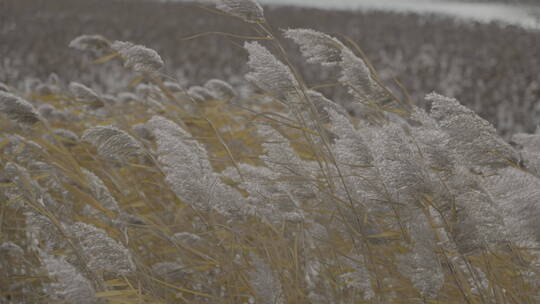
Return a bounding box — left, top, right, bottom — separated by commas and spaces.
1, 0, 539, 134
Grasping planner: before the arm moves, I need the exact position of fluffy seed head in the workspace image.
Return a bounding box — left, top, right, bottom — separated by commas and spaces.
248, 253, 284, 304
511, 132, 540, 174
0, 91, 40, 125
48, 73, 60, 85
35, 83, 55, 96
484, 167, 540, 246
511, 132, 540, 153
258, 124, 311, 178
0, 82, 10, 92
146, 116, 246, 216
68, 222, 136, 274
453, 189, 507, 253
81, 126, 143, 161
80, 168, 121, 226
427, 92, 518, 169
327, 107, 373, 167
172, 232, 203, 245
136, 83, 163, 100
132, 123, 155, 141
215, 0, 265, 23
151, 262, 186, 281
117, 92, 139, 104
69, 82, 104, 109
397, 212, 445, 299
38, 104, 56, 118
52, 129, 79, 146
307, 89, 348, 123
41, 253, 97, 304
204, 79, 237, 100
187, 90, 205, 102
244, 41, 300, 99
69, 34, 110, 51
101, 94, 118, 106
0, 242, 24, 256
163, 81, 183, 93
284, 28, 345, 66
111, 41, 164, 74
188, 86, 215, 102
337, 255, 374, 300
339, 48, 384, 104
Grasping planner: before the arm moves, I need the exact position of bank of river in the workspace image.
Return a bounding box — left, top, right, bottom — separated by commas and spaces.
260, 0, 540, 30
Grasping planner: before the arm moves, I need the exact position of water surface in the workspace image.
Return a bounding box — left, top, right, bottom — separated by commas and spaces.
259, 0, 540, 29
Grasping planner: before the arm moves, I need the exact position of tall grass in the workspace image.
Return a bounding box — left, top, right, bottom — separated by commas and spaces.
3, 0, 540, 135
1, 0, 539, 303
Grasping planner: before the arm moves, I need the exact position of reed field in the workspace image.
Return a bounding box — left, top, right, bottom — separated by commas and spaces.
0, 0, 539, 303
2, 0, 540, 135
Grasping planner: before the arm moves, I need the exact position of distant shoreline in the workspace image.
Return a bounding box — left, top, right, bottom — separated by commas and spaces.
161, 0, 540, 30
256, 0, 540, 30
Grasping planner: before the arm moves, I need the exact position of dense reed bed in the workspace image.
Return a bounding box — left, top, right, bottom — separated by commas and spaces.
1, 0, 539, 303
1, 0, 540, 134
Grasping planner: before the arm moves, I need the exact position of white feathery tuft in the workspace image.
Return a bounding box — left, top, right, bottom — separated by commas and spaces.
339, 48, 386, 105
248, 253, 284, 304
111, 41, 164, 74
81, 125, 143, 161
101, 94, 119, 106
82, 168, 121, 215
188, 85, 215, 102
307, 89, 348, 123
52, 129, 79, 146
151, 261, 186, 281
69, 34, 109, 51
204, 79, 237, 100
284, 28, 345, 66
0, 82, 11, 92
69, 82, 104, 109
163, 81, 183, 93
244, 41, 300, 100
258, 124, 314, 180
397, 211, 445, 299
0, 91, 40, 125
338, 255, 374, 300
132, 123, 155, 141
511, 132, 540, 175
68, 222, 136, 274
215, 0, 265, 23
41, 253, 97, 304
483, 167, 540, 246
117, 92, 139, 104
427, 92, 519, 169
0, 242, 24, 256
327, 107, 373, 168
146, 116, 246, 217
